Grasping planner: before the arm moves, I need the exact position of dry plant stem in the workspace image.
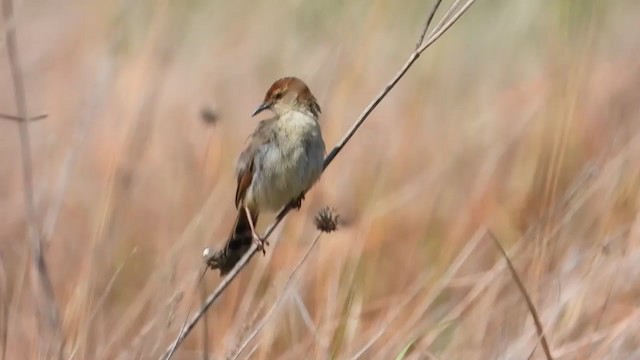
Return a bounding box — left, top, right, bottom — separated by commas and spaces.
164, 268, 209, 360
4, 250, 29, 360
488, 231, 553, 360
221, 255, 268, 350
231, 232, 323, 360
161, 1, 477, 358
415, 0, 444, 50
553, 305, 640, 358
0, 113, 47, 122
0, 261, 7, 360
411, 159, 604, 352
323, 0, 476, 170
162, 249, 257, 360
1, 0, 63, 355
221, 225, 286, 354
200, 281, 209, 360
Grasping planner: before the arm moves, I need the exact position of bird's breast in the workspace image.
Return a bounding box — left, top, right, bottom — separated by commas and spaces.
249, 112, 325, 211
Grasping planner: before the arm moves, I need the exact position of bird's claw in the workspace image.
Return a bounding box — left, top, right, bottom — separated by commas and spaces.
292, 193, 305, 210
252, 233, 270, 256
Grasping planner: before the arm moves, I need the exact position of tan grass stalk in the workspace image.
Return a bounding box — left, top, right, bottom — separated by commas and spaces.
488, 231, 553, 360
1, 0, 63, 356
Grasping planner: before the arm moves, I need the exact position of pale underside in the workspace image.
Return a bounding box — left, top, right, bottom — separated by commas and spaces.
236, 110, 326, 213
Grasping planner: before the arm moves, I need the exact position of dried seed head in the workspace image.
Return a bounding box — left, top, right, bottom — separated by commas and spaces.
203, 247, 223, 270
202, 247, 213, 261
200, 106, 219, 125
314, 207, 339, 233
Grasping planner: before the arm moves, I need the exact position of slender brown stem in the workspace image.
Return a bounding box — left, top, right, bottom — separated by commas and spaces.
488, 231, 553, 360
416, 0, 444, 50
200, 280, 210, 360
164, 268, 208, 360
0, 113, 47, 122
2, 0, 63, 356
231, 232, 323, 359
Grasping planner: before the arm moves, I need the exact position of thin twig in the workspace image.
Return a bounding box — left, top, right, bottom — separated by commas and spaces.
2, 0, 63, 356
160, 1, 477, 358
0, 113, 47, 122
162, 247, 259, 360
164, 268, 208, 360
321, 0, 476, 170
488, 231, 553, 360
231, 232, 323, 360
0, 259, 7, 360
200, 279, 209, 360
416, 0, 444, 50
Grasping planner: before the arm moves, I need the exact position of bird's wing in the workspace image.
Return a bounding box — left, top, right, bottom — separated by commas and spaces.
234, 118, 277, 208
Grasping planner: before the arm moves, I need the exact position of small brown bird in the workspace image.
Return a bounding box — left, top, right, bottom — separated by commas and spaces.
212, 77, 326, 274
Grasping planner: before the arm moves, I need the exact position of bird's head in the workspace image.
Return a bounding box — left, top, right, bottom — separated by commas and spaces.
252, 77, 321, 118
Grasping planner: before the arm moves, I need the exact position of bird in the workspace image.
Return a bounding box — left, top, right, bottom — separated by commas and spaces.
209, 77, 326, 275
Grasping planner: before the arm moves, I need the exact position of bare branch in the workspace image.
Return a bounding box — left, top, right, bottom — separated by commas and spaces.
0, 113, 47, 122
200, 277, 210, 360
415, 0, 444, 50
231, 232, 323, 359
160, 1, 478, 358
488, 231, 554, 360
321, 0, 477, 170
161, 248, 258, 359
1, 0, 63, 356
0, 260, 7, 360
164, 268, 208, 360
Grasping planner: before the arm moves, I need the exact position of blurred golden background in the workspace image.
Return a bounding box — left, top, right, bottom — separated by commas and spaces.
1, 0, 639, 358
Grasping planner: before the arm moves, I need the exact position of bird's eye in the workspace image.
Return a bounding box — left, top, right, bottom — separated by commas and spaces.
274, 92, 284, 100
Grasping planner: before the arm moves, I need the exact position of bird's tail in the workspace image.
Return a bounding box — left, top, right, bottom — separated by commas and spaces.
214, 208, 259, 275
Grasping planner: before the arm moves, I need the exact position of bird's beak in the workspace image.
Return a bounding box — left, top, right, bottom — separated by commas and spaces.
252, 101, 271, 117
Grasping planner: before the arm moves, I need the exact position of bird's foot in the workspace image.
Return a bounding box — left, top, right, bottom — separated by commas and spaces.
292, 193, 306, 210
252, 231, 270, 255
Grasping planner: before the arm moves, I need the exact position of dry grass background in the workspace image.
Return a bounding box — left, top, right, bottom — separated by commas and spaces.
1, 0, 640, 359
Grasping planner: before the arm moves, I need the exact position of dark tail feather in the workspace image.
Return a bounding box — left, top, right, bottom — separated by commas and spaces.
215, 208, 259, 275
